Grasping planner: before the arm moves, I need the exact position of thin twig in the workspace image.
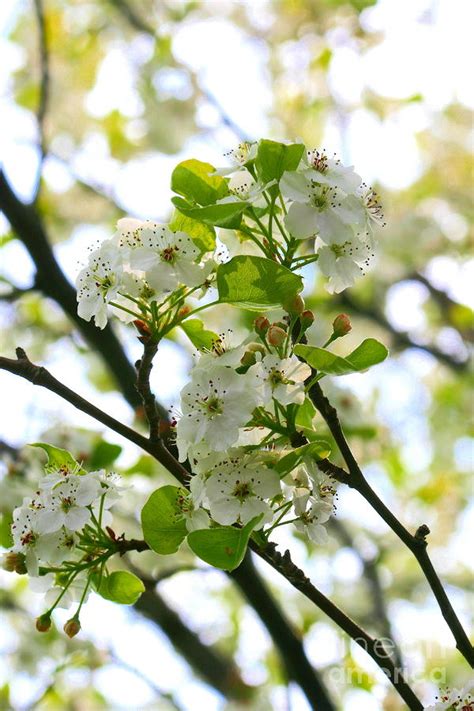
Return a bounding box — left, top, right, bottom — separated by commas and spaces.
0, 348, 188, 486
310, 380, 474, 667
135, 337, 161, 441
0, 348, 423, 708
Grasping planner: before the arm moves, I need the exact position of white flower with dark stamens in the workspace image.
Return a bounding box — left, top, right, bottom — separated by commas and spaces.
254, 354, 311, 407
76, 240, 123, 329
195, 331, 249, 369
176, 365, 258, 461
37, 474, 101, 534
129, 223, 204, 292
293, 490, 330, 545
302, 149, 362, 194
281, 171, 366, 243
204, 450, 281, 526
316, 235, 375, 293
11, 507, 43, 575
214, 142, 258, 176
218, 170, 271, 206
425, 683, 474, 711
177, 486, 211, 533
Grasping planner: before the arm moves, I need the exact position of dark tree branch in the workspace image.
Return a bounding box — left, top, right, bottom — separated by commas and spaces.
250, 541, 423, 710
410, 271, 473, 341
231, 552, 336, 711
0, 348, 423, 708
336, 291, 469, 373
135, 336, 161, 442
0, 348, 188, 485
32, 0, 50, 200
310, 381, 474, 667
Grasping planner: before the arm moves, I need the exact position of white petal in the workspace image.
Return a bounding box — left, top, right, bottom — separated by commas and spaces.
64, 507, 90, 531
285, 202, 319, 239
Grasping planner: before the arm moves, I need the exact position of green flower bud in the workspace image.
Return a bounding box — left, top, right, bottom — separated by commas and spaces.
36, 613, 52, 633
267, 325, 287, 346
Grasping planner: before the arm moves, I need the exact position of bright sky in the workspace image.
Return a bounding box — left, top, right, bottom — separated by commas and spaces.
0, 0, 473, 708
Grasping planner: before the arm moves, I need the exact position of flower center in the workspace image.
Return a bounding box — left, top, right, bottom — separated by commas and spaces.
201, 395, 223, 418
21, 531, 37, 547
268, 368, 285, 388
161, 246, 178, 263
232, 480, 252, 501
60, 496, 74, 512
308, 149, 328, 174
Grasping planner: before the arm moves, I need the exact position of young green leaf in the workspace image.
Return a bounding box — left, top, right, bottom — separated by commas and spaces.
169, 210, 216, 253
294, 338, 388, 376
180, 319, 219, 351
217, 256, 303, 310
89, 441, 122, 469
171, 159, 228, 206
94, 571, 145, 605
141, 485, 188, 555
255, 139, 305, 193
172, 197, 246, 229
29, 443, 85, 474
275, 440, 332, 475
187, 515, 263, 571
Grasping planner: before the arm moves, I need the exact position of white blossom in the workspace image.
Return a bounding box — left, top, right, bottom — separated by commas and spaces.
281, 171, 365, 242
316, 235, 374, 293
37, 474, 101, 534
203, 450, 281, 527
254, 354, 311, 407
302, 149, 362, 194
176, 365, 258, 460
214, 142, 258, 176
129, 223, 205, 292
76, 240, 123, 329
293, 489, 330, 544
424, 683, 474, 710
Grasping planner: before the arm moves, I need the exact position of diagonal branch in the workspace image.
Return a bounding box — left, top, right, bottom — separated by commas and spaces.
0, 348, 188, 485
310, 380, 474, 667
0, 348, 423, 709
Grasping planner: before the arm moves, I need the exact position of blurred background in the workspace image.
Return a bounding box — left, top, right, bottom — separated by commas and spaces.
0, 1, 472, 709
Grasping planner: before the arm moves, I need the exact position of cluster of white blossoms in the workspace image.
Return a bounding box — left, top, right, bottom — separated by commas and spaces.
425, 683, 474, 711
76, 218, 214, 329
3, 461, 122, 611
281, 149, 384, 293
174, 317, 338, 538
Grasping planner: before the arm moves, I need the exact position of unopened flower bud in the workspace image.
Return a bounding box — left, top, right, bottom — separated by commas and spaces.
178, 305, 191, 318
1, 552, 27, 574
300, 310, 315, 330
283, 294, 305, 315
267, 325, 287, 346
64, 617, 81, 638
36, 613, 52, 633
240, 350, 257, 367
133, 319, 151, 338
254, 316, 270, 335
332, 313, 352, 338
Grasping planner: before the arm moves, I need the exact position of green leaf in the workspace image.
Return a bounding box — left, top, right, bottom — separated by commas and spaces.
94, 571, 145, 605
169, 210, 216, 252
180, 319, 219, 351
187, 516, 262, 571
171, 159, 228, 206
294, 338, 388, 376
255, 139, 305, 194
172, 196, 246, 229
141, 485, 187, 555
275, 440, 332, 475
89, 441, 122, 469
0, 511, 13, 548
217, 256, 303, 310
30, 443, 85, 474
295, 398, 317, 429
